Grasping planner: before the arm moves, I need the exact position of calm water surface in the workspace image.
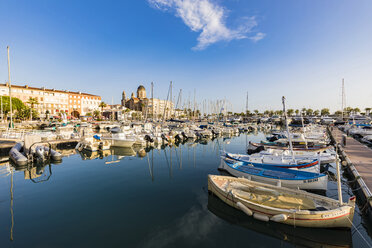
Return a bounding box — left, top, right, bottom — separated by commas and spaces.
1, 132, 372, 248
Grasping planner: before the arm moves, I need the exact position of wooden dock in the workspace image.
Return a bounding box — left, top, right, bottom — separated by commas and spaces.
331, 127, 372, 215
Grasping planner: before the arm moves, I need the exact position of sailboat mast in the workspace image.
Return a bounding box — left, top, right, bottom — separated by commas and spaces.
336, 152, 343, 205
341, 79, 345, 119
151, 82, 154, 121
7, 46, 13, 128
282, 96, 295, 162
300, 112, 308, 149
246, 91, 248, 116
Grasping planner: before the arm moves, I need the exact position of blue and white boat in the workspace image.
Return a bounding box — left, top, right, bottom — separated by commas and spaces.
223, 152, 320, 173
219, 158, 328, 190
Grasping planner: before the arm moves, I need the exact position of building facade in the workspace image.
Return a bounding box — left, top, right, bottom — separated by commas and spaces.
0, 83, 101, 117
121, 85, 174, 119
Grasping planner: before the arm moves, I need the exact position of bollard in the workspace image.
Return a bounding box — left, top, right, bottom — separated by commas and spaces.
342, 134, 347, 147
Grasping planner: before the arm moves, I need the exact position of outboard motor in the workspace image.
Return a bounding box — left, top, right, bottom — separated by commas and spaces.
144, 135, 154, 143
35, 146, 46, 162
267, 135, 279, 142
182, 132, 188, 139
161, 134, 169, 142
175, 134, 182, 143
247, 145, 265, 155
195, 132, 202, 140
98, 142, 103, 150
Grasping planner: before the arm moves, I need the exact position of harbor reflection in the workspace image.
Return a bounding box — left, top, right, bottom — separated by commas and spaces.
207, 193, 353, 248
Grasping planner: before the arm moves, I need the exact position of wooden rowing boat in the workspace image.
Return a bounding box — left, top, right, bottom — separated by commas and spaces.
208, 175, 355, 228
223, 152, 320, 173
249, 142, 332, 152
219, 157, 327, 190
207, 194, 353, 247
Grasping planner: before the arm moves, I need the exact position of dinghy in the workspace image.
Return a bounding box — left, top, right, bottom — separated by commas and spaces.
219, 157, 327, 190
208, 175, 355, 228
10, 142, 62, 166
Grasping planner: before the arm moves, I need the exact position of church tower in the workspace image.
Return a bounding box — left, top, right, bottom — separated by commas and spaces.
121, 91, 126, 106
137, 85, 146, 99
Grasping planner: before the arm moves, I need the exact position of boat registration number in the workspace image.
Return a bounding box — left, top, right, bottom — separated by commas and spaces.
322, 210, 347, 218
303, 178, 318, 183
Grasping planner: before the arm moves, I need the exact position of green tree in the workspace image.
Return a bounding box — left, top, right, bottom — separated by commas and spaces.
306, 108, 313, 116
344, 107, 353, 116
295, 109, 299, 115
301, 108, 307, 115
27, 97, 39, 120
287, 109, 294, 116
320, 108, 330, 116
313, 110, 320, 116
353, 108, 361, 114
99, 102, 107, 113
334, 110, 342, 116
0, 96, 25, 118
93, 110, 100, 118
254, 110, 259, 115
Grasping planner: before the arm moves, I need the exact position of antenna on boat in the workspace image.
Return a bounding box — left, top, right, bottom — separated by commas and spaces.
282, 96, 295, 163
341, 79, 345, 120
300, 112, 308, 149
335, 148, 343, 205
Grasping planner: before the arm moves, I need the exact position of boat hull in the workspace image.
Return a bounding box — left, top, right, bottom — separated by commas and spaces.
208, 175, 355, 228
219, 159, 327, 190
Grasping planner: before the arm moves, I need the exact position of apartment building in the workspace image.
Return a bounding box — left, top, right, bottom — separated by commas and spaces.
0, 83, 101, 117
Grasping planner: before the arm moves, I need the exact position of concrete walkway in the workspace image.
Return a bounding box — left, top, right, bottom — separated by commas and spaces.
332, 128, 372, 195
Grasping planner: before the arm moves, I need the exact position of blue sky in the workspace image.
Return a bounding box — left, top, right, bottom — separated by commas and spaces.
0, 0, 371, 112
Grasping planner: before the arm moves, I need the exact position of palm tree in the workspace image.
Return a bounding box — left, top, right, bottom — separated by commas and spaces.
254, 109, 259, 115
320, 108, 330, 116
295, 109, 299, 115
301, 108, 306, 115
93, 110, 100, 118
99, 102, 107, 115
27, 97, 38, 120
306, 108, 313, 116
287, 109, 294, 116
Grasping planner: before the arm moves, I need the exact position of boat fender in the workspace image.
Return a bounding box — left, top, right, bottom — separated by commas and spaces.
144, 135, 154, 143
270, 214, 288, 222
236, 202, 253, 216
253, 212, 269, 222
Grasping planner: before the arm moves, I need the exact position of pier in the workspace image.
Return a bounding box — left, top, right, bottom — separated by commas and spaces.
330, 127, 372, 216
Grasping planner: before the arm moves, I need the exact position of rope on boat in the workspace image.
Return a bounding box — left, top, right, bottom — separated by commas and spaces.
346, 175, 361, 183
347, 217, 372, 248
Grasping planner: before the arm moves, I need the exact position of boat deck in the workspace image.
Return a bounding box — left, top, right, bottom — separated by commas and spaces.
331, 127, 372, 209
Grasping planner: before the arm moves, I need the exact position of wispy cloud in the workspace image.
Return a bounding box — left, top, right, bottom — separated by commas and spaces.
148, 0, 264, 50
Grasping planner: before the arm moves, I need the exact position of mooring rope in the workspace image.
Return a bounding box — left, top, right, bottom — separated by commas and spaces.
347, 217, 372, 248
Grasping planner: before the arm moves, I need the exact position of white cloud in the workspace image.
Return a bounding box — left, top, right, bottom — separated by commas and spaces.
148, 0, 264, 50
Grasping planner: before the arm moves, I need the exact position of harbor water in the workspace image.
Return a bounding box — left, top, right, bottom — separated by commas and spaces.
0, 132, 372, 247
